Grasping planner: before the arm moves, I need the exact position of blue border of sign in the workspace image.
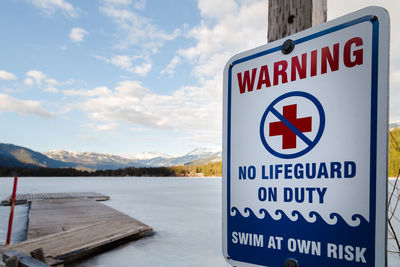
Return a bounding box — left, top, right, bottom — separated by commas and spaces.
226, 15, 379, 264
259, 91, 326, 159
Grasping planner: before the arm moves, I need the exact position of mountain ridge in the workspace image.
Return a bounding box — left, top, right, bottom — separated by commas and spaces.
0, 143, 221, 170
0, 143, 75, 169
44, 147, 222, 168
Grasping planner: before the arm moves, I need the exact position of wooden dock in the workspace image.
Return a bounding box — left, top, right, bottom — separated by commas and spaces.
1, 196, 152, 266
1, 192, 110, 206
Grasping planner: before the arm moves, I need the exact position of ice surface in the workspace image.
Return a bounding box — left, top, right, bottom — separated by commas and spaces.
0, 205, 28, 244
0, 177, 398, 267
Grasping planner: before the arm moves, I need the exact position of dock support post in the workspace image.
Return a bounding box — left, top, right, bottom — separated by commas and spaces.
6, 177, 18, 246
30, 248, 47, 264
4, 256, 18, 267
31, 248, 47, 264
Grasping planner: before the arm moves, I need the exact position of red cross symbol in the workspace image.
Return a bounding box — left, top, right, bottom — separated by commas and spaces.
269, 104, 312, 149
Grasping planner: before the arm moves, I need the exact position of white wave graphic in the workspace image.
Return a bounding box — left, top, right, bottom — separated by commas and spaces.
230, 207, 366, 227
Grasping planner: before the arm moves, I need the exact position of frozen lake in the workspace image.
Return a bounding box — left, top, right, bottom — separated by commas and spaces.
0, 177, 230, 267
0, 177, 399, 267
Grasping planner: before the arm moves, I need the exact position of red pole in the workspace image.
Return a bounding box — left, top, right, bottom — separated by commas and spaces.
6, 177, 18, 245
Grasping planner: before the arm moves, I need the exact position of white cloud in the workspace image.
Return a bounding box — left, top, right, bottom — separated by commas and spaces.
197, 0, 238, 19
77, 134, 96, 142
179, 1, 267, 76
25, 70, 47, 86
69, 28, 88, 43
24, 78, 34, 86
82, 1, 269, 146
86, 123, 120, 132
178, 1, 268, 86
157, 1, 266, 144
111, 55, 133, 69
0, 93, 54, 118
96, 55, 152, 76
392, 70, 400, 83
179, 129, 221, 147
96, 123, 120, 131
0, 70, 17, 80
59, 45, 68, 51
134, 0, 146, 10
64, 86, 112, 97
68, 80, 221, 144
29, 0, 81, 18
103, 0, 132, 5
130, 126, 148, 132
46, 78, 58, 87
160, 56, 181, 76
24, 70, 60, 92
133, 62, 152, 76
99, 2, 180, 51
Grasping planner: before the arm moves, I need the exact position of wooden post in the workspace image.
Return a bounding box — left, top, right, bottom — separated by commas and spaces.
268, 0, 327, 42
4, 256, 18, 267
30, 248, 47, 264
2, 250, 52, 267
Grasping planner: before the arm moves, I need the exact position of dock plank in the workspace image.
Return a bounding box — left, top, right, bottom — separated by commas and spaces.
1, 192, 110, 206
1, 198, 152, 263
27, 198, 140, 239
2, 221, 151, 261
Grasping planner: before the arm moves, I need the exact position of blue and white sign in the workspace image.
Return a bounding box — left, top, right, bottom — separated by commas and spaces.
222, 7, 389, 267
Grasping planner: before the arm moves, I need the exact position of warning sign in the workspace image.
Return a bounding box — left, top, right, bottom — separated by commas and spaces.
222, 6, 389, 267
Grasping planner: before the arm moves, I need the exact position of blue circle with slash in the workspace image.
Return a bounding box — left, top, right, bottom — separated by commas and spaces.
259, 91, 325, 159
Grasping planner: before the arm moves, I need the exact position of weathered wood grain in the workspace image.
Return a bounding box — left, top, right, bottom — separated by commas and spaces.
268, 0, 327, 42
3, 221, 151, 261
27, 198, 144, 239
1, 198, 152, 264
1, 192, 109, 206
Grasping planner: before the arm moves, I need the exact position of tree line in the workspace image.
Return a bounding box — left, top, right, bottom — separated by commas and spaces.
0, 161, 223, 177
389, 128, 400, 177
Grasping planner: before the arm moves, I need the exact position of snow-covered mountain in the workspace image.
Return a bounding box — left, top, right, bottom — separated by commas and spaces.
131, 147, 222, 167
123, 151, 172, 160
44, 147, 222, 169
44, 150, 145, 170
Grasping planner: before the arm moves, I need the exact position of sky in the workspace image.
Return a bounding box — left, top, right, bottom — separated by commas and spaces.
0, 0, 399, 156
